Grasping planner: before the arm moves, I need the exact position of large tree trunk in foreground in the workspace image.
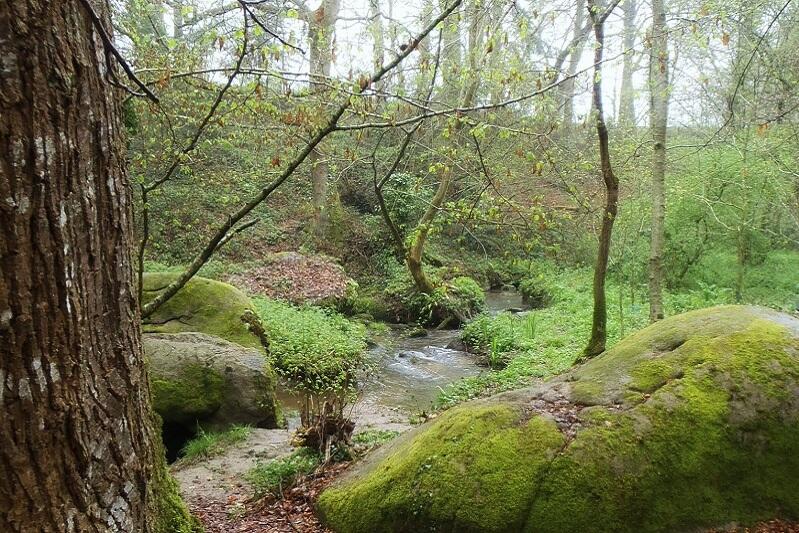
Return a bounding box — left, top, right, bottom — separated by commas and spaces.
584, 0, 620, 358
0, 2, 193, 531
648, 0, 669, 322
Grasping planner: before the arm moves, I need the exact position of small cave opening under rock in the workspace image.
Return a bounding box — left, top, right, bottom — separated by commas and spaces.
161, 421, 197, 463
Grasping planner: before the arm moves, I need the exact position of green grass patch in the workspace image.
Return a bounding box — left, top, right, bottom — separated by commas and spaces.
179, 424, 252, 463
437, 260, 796, 408
246, 448, 321, 498
352, 429, 400, 447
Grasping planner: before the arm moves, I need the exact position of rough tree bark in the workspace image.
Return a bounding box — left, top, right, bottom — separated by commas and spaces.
617, 0, 637, 127
648, 0, 669, 321
584, 0, 620, 358
306, 0, 341, 238
0, 1, 194, 531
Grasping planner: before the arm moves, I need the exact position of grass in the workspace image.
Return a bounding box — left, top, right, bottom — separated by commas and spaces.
246, 448, 321, 498
352, 429, 400, 447
179, 424, 252, 463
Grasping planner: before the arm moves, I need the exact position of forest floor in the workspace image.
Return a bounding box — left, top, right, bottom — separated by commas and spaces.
173, 401, 410, 532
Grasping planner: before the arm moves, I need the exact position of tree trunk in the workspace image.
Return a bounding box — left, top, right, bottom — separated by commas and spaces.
617, 0, 637, 127
0, 2, 194, 531
439, 0, 462, 103
307, 0, 340, 238
585, 0, 620, 358
648, 0, 669, 322
561, 0, 586, 126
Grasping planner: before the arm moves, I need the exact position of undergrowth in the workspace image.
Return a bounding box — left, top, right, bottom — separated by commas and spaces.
179, 424, 252, 463
246, 448, 322, 498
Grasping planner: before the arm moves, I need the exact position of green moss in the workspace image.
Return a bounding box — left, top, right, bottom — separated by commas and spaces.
149, 415, 202, 532
150, 364, 225, 423
319, 306, 799, 532
142, 273, 263, 349
318, 404, 565, 532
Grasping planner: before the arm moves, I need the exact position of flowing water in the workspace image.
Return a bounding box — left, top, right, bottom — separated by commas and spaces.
277, 290, 527, 428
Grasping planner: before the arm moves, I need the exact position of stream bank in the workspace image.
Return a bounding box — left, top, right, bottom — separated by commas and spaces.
173, 290, 526, 530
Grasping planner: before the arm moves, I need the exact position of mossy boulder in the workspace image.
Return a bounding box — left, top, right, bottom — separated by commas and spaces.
318, 305, 799, 532
144, 333, 279, 430
142, 272, 266, 350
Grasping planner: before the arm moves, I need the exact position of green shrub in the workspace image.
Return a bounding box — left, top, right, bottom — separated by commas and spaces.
246, 448, 321, 498
518, 277, 552, 308
253, 297, 368, 396
462, 313, 517, 354
449, 276, 486, 312
252, 297, 368, 447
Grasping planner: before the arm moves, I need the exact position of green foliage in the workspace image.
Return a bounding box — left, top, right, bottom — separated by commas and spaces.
382, 264, 486, 325
246, 448, 321, 498
252, 297, 368, 396
179, 424, 252, 463
518, 276, 553, 308
381, 172, 433, 233
252, 296, 368, 440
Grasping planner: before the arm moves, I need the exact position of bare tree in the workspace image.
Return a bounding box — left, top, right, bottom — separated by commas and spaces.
618, 0, 637, 126
584, 0, 620, 358
648, 0, 669, 321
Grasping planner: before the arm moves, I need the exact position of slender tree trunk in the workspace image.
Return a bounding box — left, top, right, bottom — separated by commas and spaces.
617, 0, 637, 127
173, 1, 184, 39
0, 1, 194, 531
405, 0, 479, 296
487, 1, 505, 106
407, 169, 452, 295
561, 0, 586, 126
585, 0, 620, 358
307, 0, 340, 238
439, 0, 462, 102
369, 0, 384, 76
648, 0, 669, 321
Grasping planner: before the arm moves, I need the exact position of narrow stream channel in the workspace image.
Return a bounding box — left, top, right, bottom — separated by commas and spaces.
277, 289, 527, 428
358, 289, 526, 414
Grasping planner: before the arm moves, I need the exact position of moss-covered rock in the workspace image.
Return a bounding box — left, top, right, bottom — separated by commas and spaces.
318, 306, 799, 532
144, 332, 279, 430
142, 272, 265, 350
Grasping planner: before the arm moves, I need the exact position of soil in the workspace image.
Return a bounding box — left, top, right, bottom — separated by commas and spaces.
173, 401, 411, 532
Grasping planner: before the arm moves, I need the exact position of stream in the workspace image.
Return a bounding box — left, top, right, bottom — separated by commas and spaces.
359, 289, 526, 414
277, 289, 527, 429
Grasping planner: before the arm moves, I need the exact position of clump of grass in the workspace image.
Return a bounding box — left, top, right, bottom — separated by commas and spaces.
352, 429, 400, 447
246, 448, 321, 498
179, 424, 252, 463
